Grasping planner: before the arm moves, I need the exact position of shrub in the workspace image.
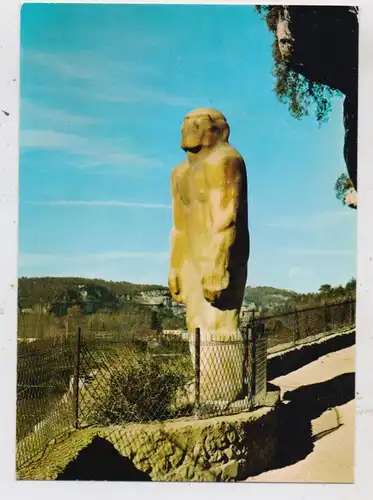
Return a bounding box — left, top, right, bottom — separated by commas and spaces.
18, 308, 62, 339
90, 348, 193, 425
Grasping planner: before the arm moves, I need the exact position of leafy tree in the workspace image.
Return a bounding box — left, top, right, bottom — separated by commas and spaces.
333, 285, 346, 296
345, 278, 356, 295
319, 284, 332, 294
151, 309, 163, 334
18, 276, 168, 310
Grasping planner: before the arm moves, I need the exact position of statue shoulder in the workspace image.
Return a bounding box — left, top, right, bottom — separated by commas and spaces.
226, 144, 245, 164
205, 145, 246, 185
171, 161, 188, 192
171, 161, 188, 179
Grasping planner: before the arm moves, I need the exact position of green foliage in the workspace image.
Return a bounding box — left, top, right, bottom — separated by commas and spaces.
18, 276, 175, 339
254, 5, 340, 124
335, 173, 353, 200
273, 46, 336, 124
18, 276, 355, 336
86, 306, 152, 334
151, 310, 162, 333
161, 314, 186, 330
17, 337, 75, 440
90, 348, 193, 425
244, 286, 298, 315
17, 308, 62, 339
274, 278, 356, 314
18, 276, 167, 310
158, 306, 186, 330
319, 284, 332, 294
345, 278, 356, 294
255, 5, 282, 31
335, 173, 356, 209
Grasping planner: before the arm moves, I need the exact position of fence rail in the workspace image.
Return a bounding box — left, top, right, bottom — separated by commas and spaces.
256, 300, 355, 350
16, 300, 355, 470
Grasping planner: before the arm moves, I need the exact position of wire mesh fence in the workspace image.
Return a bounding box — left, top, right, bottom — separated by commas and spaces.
260, 299, 355, 350
78, 333, 194, 427
16, 299, 355, 470
16, 336, 76, 467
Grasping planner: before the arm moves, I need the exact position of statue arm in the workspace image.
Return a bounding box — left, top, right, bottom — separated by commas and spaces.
202, 155, 246, 304
169, 169, 187, 304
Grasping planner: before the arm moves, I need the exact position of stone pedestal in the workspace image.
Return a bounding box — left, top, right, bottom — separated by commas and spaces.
190, 332, 245, 408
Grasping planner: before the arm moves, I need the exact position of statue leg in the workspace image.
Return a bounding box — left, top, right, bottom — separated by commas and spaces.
198, 299, 245, 404
184, 261, 246, 404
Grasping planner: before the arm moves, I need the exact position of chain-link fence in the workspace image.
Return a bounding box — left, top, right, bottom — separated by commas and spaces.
16, 300, 355, 471
16, 336, 76, 467
260, 300, 355, 351
78, 333, 194, 427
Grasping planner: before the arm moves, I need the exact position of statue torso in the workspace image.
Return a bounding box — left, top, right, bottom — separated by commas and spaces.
174, 144, 246, 261
176, 143, 240, 209
178, 162, 208, 206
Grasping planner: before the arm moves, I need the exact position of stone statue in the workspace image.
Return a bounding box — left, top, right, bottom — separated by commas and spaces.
169, 107, 250, 405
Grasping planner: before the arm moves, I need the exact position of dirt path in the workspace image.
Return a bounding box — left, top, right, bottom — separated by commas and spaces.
247, 345, 355, 483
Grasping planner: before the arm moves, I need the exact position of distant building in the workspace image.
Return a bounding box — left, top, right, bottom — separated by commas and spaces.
162, 329, 186, 337
161, 329, 189, 340
21, 308, 34, 315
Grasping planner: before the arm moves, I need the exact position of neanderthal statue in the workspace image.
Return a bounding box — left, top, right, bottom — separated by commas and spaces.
169, 107, 249, 403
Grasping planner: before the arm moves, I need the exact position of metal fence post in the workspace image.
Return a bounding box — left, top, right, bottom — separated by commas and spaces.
246, 326, 252, 408
324, 304, 330, 332
250, 315, 257, 408
73, 326, 82, 429
242, 324, 249, 399
194, 327, 200, 414
293, 310, 300, 343
349, 299, 353, 326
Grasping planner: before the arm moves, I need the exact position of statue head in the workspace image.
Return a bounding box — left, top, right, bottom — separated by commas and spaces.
181, 107, 230, 153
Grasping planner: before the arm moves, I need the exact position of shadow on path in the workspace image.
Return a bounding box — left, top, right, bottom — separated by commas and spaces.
251, 371, 355, 475
267, 330, 355, 380
57, 436, 152, 481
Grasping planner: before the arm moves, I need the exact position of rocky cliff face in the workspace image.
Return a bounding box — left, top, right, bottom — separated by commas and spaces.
276, 7, 358, 95
264, 6, 359, 190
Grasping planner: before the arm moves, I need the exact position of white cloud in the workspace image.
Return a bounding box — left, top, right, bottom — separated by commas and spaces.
25, 49, 95, 80
21, 130, 89, 150
27, 200, 171, 209
21, 99, 97, 126
77, 151, 164, 169
25, 46, 163, 81
19, 251, 170, 268
93, 87, 196, 108
20, 129, 163, 170
24, 49, 193, 108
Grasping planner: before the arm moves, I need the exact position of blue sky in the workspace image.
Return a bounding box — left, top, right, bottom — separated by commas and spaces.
19, 3, 356, 293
